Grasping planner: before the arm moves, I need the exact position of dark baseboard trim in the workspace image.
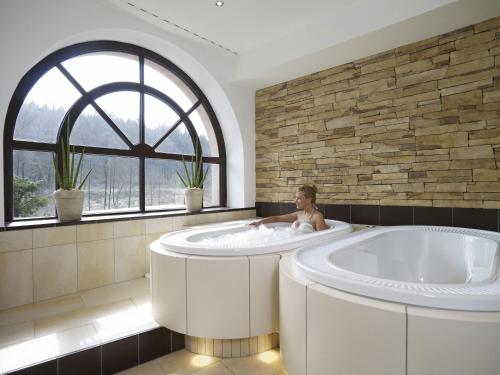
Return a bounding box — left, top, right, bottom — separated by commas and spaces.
255, 202, 500, 232
8, 327, 185, 375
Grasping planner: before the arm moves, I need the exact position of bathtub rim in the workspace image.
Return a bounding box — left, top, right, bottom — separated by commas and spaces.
293, 225, 500, 312
155, 219, 353, 256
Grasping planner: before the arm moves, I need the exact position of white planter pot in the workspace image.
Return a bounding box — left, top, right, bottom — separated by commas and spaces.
184, 188, 203, 212
53, 189, 85, 221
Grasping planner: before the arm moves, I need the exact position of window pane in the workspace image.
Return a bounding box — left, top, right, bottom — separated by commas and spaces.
71, 105, 128, 149
14, 67, 81, 143
156, 123, 194, 155
95, 92, 139, 144
62, 52, 139, 91
203, 164, 220, 207
145, 94, 180, 146
13, 150, 54, 218
79, 155, 139, 213
145, 159, 185, 210
144, 59, 197, 111
189, 105, 219, 157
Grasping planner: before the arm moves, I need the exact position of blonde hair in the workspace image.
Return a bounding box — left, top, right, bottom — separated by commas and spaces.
298, 184, 318, 204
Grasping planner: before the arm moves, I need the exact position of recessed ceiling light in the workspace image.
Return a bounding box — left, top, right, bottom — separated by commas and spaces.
215, 1, 224, 7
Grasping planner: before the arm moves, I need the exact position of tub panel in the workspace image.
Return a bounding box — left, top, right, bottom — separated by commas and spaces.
187, 256, 249, 339
307, 284, 406, 375
151, 249, 187, 334
407, 306, 500, 375
249, 254, 280, 336
279, 257, 309, 375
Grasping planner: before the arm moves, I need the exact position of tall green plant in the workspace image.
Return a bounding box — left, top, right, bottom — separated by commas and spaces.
176, 139, 209, 188
52, 123, 92, 190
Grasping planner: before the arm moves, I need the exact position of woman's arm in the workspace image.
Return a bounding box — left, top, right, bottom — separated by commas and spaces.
250, 212, 298, 226
312, 212, 328, 231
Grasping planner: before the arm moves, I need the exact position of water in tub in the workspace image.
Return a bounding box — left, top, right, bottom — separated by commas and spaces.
195, 223, 315, 249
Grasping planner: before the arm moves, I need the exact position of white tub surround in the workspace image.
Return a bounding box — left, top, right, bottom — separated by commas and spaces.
294, 226, 500, 311
281, 226, 500, 375
157, 219, 352, 256
150, 219, 352, 350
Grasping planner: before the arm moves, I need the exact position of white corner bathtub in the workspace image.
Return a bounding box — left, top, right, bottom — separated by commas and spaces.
281, 225, 500, 375
150, 218, 353, 355
293, 226, 500, 311
156, 219, 352, 256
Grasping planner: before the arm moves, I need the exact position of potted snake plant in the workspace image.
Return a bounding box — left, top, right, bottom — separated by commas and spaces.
52, 125, 92, 221
176, 140, 209, 212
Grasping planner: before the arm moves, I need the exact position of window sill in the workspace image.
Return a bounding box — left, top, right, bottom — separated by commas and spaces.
3, 207, 255, 231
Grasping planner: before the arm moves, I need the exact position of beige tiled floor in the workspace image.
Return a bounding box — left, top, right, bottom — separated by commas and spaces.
0, 277, 157, 373
118, 349, 287, 375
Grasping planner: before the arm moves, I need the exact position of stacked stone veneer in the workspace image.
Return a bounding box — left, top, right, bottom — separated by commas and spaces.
256, 17, 500, 209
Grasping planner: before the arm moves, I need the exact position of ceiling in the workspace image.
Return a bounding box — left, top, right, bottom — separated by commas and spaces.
104, 0, 500, 88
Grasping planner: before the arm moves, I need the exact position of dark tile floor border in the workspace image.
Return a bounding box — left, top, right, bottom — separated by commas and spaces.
256, 202, 500, 232
8, 327, 184, 375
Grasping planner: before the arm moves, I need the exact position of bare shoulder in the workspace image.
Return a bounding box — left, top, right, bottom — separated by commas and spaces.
312, 210, 327, 230
312, 210, 325, 220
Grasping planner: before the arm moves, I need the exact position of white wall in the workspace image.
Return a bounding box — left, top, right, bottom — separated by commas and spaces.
0, 0, 256, 225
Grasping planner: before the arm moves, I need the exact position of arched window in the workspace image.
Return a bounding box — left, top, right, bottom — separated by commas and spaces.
4, 41, 226, 221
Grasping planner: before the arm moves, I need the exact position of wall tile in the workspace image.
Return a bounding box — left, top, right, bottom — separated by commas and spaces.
215, 210, 253, 223
414, 207, 453, 226
77, 222, 113, 242
114, 220, 145, 238
33, 226, 76, 248
351, 205, 380, 225
172, 215, 188, 230
380, 206, 413, 226
0, 230, 32, 253
58, 346, 100, 375
10, 359, 57, 375
144, 217, 173, 234
279, 202, 297, 215
0, 249, 33, 310
102, 335, 138, 375
453, 208, 498, 231
139, 327, 171, 363
325, 204, 351, 223
114, 236, 146, 282
145, 232, 166, 272
33, 244, 77, 301
77, 239, 114, 291
256, 202, 280, 217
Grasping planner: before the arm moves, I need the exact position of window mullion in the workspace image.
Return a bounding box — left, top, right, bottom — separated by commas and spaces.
151, 119, 183, 150
139, 55, 146, 213
58, 63, 134, 149
56, 63, 87, 96
90, 102, 134, 149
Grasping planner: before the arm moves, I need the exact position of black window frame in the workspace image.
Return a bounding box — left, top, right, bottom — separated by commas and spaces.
4, 41, 227, 222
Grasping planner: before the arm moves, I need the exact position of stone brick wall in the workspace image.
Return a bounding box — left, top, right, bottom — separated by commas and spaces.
255, 17, 500, 209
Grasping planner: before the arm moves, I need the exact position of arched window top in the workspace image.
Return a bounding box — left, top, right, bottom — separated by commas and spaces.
4, 41, 226, 221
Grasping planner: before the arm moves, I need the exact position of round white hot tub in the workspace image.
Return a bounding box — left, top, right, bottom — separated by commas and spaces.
150, 219, 352, 356
280, 226, 500, 375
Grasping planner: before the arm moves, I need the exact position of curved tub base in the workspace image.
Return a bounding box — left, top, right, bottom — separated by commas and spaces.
280, 255, 500, 375
186, 333, 279, 358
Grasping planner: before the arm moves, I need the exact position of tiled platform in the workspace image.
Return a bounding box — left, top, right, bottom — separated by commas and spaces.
117, 348, 286, 375
0, 277, 286, 374
0, 278, 160, 373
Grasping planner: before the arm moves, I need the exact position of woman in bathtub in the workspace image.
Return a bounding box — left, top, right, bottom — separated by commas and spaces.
250, 184, 327, 232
